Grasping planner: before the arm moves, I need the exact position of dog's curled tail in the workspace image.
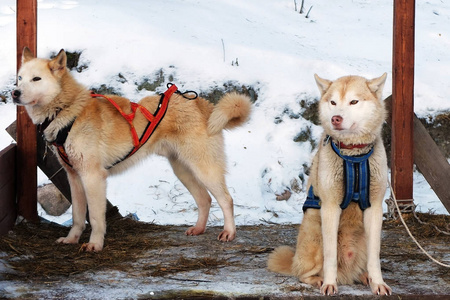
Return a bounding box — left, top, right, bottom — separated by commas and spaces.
267, 246, 295, 275
207, 92, 252, 135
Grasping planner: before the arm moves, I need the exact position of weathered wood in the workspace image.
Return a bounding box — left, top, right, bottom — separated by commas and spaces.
0, 145, 17, 235
391, 0, 415, 205
7, 121, 122, 219
412, 117, 450, 213
385, 96, 450, 213
16, 0, 39, 222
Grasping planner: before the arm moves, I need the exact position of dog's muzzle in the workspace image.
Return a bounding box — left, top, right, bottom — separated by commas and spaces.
11, 89, 22, 104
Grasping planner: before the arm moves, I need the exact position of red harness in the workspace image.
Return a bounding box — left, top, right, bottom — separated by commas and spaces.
54, 84, 177, 168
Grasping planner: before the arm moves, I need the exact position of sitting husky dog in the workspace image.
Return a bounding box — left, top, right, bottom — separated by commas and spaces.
267, 74, 391, 296
12, 48, 252, 251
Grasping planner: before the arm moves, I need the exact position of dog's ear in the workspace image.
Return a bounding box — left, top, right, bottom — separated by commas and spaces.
314, 74, 332, 96
22, 47, 35, 64
49, 49, 67, 77
367, 73, 387, 99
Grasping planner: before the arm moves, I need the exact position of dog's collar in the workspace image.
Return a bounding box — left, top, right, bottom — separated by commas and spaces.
336, 141, 371, 150
324, 135, 372, 151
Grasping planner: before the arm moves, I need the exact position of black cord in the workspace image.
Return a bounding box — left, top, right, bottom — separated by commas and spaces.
167, 83, 198, 100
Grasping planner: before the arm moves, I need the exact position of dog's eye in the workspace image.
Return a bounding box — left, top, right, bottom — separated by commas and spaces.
32, 77, 42, 82
330, 100, 337, 106
18, 76, 22, 81
350, 100, 359, 105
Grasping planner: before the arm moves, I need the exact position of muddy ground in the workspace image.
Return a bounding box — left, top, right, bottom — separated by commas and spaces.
0, 212, 449, 300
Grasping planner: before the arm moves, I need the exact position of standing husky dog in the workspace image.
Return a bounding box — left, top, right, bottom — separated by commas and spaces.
12, 48, 252, 251
267, 74, 391, 295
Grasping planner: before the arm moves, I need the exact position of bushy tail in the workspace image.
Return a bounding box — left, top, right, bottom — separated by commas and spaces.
207, 92, 252, 135
267, 246, 295, 275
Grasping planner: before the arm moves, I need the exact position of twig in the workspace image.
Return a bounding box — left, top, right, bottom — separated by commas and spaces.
305, 6, 313, 18
221, 39, 225, 62
413, 211, 450, 236
166, 276, 212, 283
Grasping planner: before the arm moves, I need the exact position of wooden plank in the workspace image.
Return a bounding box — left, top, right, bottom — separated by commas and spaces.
391, 0, 415, 205
385, 96, 450, 213
0, 144, 17, 235
412, 117, 450, 213
16, 0, 39, 222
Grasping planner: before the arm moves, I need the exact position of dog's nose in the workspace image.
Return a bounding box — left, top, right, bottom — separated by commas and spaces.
12, 89, 21, 99
331, 115, 343, 126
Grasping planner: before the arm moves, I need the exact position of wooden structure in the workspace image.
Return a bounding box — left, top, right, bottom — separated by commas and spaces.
16, 0, 39, 222
0, 0, 448, 236
391, 0, 415, 208
385, 97, 450, 213
0, 145, 16, 235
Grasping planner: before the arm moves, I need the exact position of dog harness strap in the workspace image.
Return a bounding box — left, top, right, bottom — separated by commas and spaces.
38, 117, 75, 168
90, 94, 142, 148
91, 84, 178, 168
55, 144, 73, 168
53, 121, 75, 168
302, 186, 321, 211
128, 83, 177, 157
330, 141, 373, 210
302, 141, 374, 212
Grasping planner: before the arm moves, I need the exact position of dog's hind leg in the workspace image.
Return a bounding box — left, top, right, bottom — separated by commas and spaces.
78, 167, 108, 252
187, 160, 236, 242
169, 157, 212, 237
57, 169, 87, 245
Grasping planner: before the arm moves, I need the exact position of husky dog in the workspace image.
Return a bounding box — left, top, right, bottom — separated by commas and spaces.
267, 74, 392, 295
12, 48, 252, 251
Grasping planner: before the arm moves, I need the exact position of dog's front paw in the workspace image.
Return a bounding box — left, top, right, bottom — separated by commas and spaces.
56, 236, 79, 244
80, 242, 104, 252
44, 125, 58, 143
370, 281, 392, 295
185, 226, 206, 236
320, 282, 338, 296
217, 229, 235, 242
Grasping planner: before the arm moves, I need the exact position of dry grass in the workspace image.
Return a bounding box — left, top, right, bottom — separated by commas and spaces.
0, 217, 169, 280
1, 211, 448, 285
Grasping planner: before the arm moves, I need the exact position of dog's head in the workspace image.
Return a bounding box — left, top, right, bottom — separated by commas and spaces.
12, 47, 67, 107
314, 73, 387, 141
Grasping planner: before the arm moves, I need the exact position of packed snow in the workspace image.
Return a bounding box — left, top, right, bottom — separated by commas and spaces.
0, 0, 448, 229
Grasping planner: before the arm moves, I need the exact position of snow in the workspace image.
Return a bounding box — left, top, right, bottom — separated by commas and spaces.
0, 0, 448, 230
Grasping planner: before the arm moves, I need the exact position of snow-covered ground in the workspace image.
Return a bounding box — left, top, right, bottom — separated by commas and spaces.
0, 0, 448, 228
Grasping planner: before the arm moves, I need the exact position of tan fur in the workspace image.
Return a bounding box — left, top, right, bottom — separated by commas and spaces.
267, 74, 391, 296
13, 48, 252, 252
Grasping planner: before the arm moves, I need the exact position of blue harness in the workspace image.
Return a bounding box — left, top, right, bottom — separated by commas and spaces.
302, 139, 374, 212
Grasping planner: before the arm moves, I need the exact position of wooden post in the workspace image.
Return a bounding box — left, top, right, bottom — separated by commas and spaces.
391, 0, 415, 208
16, 0, 39, 222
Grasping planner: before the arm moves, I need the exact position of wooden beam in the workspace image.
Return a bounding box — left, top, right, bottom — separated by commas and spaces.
413, 116, 450, 213
391, 0, 415, 206
16, 0, 39, 222
0, 145, 17, 235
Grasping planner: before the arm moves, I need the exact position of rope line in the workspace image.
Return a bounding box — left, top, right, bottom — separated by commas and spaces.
387, 180, 450, 268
